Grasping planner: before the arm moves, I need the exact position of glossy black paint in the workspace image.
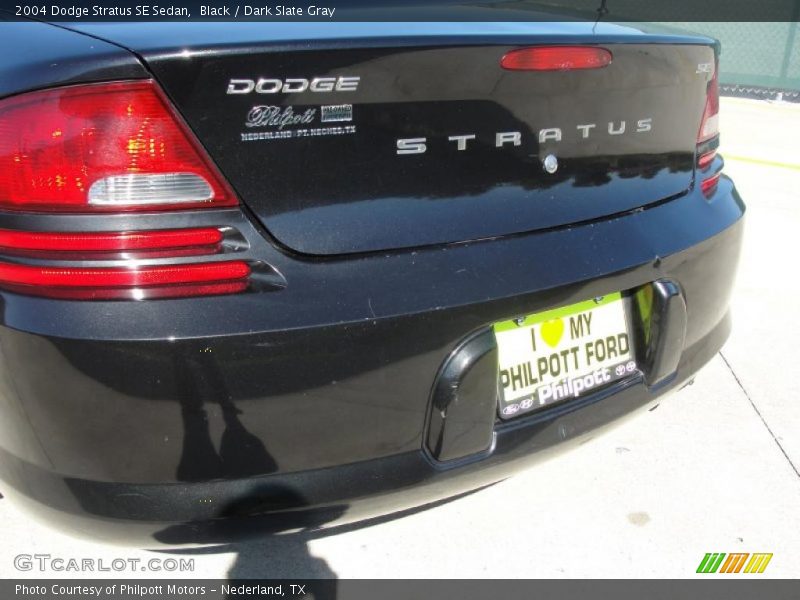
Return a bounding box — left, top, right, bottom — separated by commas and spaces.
58, 22, 717, 255
0, 177, 744, 542
0, 20, 147, 98
0, 21, 743, 544
64, 22, 717, 51
131, 40, 712, 255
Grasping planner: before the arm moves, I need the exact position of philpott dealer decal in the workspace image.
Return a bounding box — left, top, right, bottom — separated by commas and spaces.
240, 104, 356, 142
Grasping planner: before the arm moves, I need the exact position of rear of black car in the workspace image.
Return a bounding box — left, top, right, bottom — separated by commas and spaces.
0, 21, 742, 543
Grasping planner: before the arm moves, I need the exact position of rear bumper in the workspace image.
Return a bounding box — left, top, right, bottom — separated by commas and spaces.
0, 177, 744, 544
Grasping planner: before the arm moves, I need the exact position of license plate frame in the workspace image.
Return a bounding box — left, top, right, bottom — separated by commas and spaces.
494, 292, 637, 419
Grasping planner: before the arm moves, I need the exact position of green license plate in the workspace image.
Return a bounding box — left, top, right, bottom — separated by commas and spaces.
494, 292, 636, 419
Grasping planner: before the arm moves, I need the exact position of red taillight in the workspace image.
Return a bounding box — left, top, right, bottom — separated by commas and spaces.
0, 81, 250, 300
698, 150, 717, 171
696, 60, 721, 198
0, 227, 223, 253
501, 46, 612, 71
700, 172, 721, 197
0, 260, 250, 300
697, 67, 720, 143
0, 80, 236, 212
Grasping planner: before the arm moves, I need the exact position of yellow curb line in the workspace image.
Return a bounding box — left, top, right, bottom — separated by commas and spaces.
723, 154, 800, 171
721, 98, 800, 112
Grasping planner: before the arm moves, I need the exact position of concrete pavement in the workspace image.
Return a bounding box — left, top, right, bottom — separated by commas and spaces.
1, 97, 798, 579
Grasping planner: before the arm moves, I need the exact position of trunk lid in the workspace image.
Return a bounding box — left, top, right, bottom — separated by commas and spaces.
78, 27, 715, 255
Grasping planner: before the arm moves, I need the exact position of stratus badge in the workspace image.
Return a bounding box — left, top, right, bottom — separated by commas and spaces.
396, 119, 653, 155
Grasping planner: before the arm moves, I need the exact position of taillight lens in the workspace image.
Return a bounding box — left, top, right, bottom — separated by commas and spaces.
0, 260, 251, 300
697, 66, 720, 143
700, 172, 721, 198
697, 60, 721, 198
697, 150, 717, 171
501, 46, 612, 71
0, 80, 251, 300
0, 227, 223, 253
0, 80, 236, 212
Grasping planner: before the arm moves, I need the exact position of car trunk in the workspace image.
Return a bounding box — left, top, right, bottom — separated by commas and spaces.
119, 36, 715, 255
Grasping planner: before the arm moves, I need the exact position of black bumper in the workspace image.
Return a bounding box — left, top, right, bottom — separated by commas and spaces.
0, 177, 744, 544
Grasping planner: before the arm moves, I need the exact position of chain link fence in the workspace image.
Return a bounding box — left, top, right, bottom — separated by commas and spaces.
663, 22, 800, 100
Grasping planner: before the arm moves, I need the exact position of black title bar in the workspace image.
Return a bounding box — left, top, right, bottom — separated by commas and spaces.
1, 0, 799, 22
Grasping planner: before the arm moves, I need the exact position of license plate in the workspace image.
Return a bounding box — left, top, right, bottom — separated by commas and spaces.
494, 292, 637, 419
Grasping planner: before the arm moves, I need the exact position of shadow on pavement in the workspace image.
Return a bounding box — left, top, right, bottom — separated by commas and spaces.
153, 485, 495, 584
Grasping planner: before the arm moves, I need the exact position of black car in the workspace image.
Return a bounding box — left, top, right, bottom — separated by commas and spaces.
0, 20, 743, 544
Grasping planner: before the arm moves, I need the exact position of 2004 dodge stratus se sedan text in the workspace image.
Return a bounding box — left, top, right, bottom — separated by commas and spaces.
0, 19, 743, 544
